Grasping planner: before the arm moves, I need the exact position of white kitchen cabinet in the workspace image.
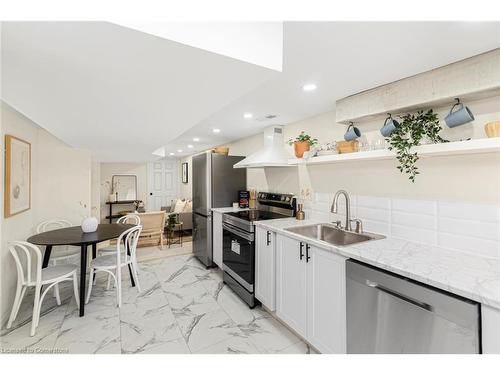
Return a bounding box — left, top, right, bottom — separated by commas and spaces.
276, 234, 307, 337
255, 227, 276, 310
276, 233, 347, 353
212, 211, 223, 269
306, 244, 346, 354
482, 305, 500, 354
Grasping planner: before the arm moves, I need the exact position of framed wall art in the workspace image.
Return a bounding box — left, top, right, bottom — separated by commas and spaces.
4, 135, 31, 218
112, 174, 138, 201
182, 162, 188, 183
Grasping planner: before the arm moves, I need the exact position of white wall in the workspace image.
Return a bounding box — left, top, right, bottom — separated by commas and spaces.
179, 156, 192, 200
0, 102, 91, 327
223, 95, 500, 204
99, 163, 148, 222
90, 161, 101, 220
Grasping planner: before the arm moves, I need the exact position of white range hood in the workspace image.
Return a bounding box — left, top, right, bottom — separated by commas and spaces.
233, 125, 292, 168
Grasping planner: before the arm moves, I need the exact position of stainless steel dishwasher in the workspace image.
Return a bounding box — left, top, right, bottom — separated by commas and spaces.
346, 260, 481, 354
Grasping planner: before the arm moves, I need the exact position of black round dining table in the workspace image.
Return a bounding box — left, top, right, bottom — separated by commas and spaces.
27, 223, 134, 317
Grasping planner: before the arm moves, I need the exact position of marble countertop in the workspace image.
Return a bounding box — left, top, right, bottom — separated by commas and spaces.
212, 207, 250, 213
255, 218, 500, 309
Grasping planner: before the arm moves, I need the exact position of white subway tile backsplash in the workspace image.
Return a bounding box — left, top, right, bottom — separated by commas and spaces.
357, 195, 391, 210
392, 211, 437, 231
438, 232, 500, 259
309, 210, 330, 222
392, 224, 437, 246
438, 202, 500, 223
303, 191, 500, 258
310, 200, 331, 213
392, 198, 437, 216
314, 192, 331, 203
362, 220, 391, 236
357, 206, 391, 223
438, 217, 500, 241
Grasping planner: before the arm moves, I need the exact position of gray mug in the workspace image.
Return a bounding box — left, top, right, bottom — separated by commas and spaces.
445, 100, 474, 128
380, 114, 399, 137
344, 123, 361, 141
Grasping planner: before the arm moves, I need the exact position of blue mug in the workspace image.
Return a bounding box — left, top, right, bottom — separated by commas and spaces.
344, 123, 361, 141
445, 99, 474, 128
380, 114, 399, 137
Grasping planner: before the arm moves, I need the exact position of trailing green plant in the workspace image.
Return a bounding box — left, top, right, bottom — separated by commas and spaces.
387, 109, 447, 182
287, 131, 318, 146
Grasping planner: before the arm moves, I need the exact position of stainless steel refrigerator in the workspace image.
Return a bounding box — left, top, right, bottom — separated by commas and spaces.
192, 152, 246, 267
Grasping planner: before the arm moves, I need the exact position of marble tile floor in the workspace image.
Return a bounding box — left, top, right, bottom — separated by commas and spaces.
1, 253, 313, 354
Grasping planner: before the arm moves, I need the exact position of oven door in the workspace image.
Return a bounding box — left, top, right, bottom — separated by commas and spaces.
222, 222, 255, 292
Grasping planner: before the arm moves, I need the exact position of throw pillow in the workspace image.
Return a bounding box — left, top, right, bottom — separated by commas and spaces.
183, 200, 192, 212
173, 199, 186, 213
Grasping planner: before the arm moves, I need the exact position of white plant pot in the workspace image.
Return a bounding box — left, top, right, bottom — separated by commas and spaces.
81, 217, 98, 233
109, 194, 116, 202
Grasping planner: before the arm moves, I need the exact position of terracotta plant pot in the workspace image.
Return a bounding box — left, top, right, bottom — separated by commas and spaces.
294, 141, 310, 158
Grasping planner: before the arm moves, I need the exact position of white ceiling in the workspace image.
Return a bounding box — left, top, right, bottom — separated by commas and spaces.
164, 22, 500, 157
0, 22, 279, 161
112, 21, 284, 71
2, 22, 500, 162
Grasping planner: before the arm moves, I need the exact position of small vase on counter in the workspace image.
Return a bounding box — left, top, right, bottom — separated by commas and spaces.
81, 217, 98, 233
296, 204, 305, 220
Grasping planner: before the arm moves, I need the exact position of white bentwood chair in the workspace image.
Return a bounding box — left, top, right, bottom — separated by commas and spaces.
7, 241, 80, 336
36, 219, 80, 303
36, 219, 80, 264
98, 214, 141, 288
98, 214, 141, 255
86, 225, 142, 307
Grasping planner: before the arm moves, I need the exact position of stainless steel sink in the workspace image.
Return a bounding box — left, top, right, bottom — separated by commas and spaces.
284, 223, 385, 246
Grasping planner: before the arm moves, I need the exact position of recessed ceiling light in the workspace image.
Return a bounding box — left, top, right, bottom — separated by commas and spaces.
193, 137, 200, 142
177, 149, 183, 153
243, 113, 253, 119
213, 128, 221, 133
169, 152, 175, 156
302, 83, 317, 92
187, 144, 194, 148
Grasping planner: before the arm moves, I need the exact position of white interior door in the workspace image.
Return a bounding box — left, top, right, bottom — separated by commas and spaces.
147, 160, 178, 211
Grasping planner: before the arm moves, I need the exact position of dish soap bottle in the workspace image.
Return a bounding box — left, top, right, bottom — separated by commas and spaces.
296, 203, 305, 220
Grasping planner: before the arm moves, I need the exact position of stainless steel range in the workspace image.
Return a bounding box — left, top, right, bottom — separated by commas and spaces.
222, 192, 296, 307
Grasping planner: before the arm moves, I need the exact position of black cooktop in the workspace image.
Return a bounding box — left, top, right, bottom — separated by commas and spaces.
225, 209, 287, 222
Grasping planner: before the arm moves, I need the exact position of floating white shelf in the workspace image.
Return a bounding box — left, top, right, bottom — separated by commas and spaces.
288, 138, 500, 166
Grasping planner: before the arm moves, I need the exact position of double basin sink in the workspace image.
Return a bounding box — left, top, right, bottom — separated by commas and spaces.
285, 223, 385, 246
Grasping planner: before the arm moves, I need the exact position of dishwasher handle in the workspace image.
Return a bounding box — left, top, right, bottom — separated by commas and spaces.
366, 280, 434, 312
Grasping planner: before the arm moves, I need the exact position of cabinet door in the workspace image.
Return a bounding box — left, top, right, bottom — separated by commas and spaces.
212, 211, 223, 268
482, 305, 500, 354
306, 245, 347, 353
255, 227, 275, 310
276, 234, 307, 337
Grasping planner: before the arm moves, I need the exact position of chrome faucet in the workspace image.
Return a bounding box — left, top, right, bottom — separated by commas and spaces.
331, 190, 364, 233
331, 190, 352, 231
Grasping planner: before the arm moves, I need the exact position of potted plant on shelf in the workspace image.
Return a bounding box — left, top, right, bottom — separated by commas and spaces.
386, 109, 447, 182
288, 131, 318, 158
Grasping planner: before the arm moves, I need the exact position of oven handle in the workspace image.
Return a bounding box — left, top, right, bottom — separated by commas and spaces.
222, 222, 254, 242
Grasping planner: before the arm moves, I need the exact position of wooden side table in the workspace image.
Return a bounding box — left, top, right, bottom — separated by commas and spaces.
105, 200, 142, 223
